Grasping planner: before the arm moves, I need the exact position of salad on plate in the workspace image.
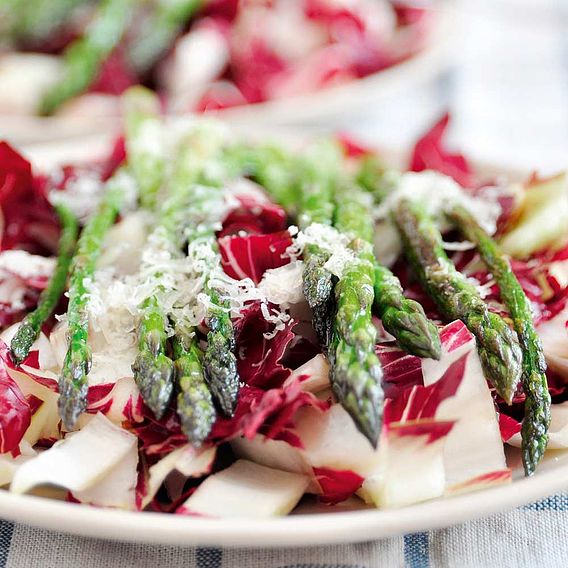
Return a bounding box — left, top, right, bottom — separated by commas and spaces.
0, 0, 435, 117
0, 88, 567, 518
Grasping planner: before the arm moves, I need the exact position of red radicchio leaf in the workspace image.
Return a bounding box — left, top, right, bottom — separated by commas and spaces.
232, 39, 288, 104
0, 365, 31, 456
335, 133, 373, 158
377, 345, 423, 399
0, 339, 59, 391
313, 467, 364, 504
498, 413, 522, 442
201, 0, 239, 21
234, 301, 296, 388
389, 421, 455, 445
219, 230, 292, 284
26, 394, 44, 415
0, 143, 58, 253
89, 49, 137, 96
304, 0, 366, 32
410, 114, 474, 188
0, 270, 47, 329
393, 3, 430, 26
383, 354, 466, 425
219, 195, 287, 237
99, 136, 127, 181
210, 379, 329, 446
132, 409, 186, 457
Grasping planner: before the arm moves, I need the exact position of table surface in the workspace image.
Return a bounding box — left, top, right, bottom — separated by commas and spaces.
2, 1, 568, 566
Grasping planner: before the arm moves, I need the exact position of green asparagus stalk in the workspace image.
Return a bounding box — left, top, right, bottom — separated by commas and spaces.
328, 193, 384, 444
38, 0, 135, 115
133, 125, 240, 419
297, 140, 343, 350
333, 184, 441, 359
246, 144, 300, 212
58, 173, 126, 429
356, 154, 400, 204
172, 333, 215, 447
128, 0, 203, 74
448, 205, 550, 475
393, 199, 523, 404
202, 290, 239, 417
10, 205, 79, 365
374, 265, 442, 359
178, 135, 240, 416
5, 0, 87, 45
132, 296, 174, 420
123, 87, 166, 210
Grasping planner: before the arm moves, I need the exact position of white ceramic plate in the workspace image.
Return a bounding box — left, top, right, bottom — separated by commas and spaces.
0, 5, 455, 145
3, 135, 567, 548
0, 450, 567, 547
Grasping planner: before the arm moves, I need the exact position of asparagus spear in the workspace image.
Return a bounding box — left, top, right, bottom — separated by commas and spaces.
133, 126, 239, 419
172, 333, 215, 447
128, 0, 203, 74
297, 140, 343, 351
58, 173, 126, 429
202, 290, 239, 417
374, 265, 442, 359
5, 0, 87, 45
333, 184, 441, 359
393, 199, 523, 404
10, 204, 78, 365
448, 205, 550, 475
123, 87, 166, 210
330, 253, 384, 445
38, 0, 135, 115
246, 144, 300, 211
132, 295, 174, 420
178, 136, 240, 416
329, 191, 384, 444
356, 154, 400, 204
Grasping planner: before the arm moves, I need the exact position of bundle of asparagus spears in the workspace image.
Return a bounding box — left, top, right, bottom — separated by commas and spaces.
2, 92, 564, 516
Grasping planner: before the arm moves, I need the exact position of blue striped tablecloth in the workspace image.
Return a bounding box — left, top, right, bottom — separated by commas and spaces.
2, 0, 568, 566
0, 493, 567, 567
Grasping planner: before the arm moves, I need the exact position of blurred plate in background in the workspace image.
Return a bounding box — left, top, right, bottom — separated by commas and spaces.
0, 5, 455, 145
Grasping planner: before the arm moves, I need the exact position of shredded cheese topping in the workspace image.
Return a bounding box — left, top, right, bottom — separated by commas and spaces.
288, 223, 355, 279
375, 170, 502, 236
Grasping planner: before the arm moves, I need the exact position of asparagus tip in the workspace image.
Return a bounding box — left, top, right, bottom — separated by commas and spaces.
9, 321, 37, 366
58, 375, 88, 431
132, 352, 174, 420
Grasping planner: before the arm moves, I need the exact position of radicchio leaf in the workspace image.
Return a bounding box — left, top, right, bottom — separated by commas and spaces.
313, 467, 364, 504
219, 195, 287, 237
410, 114, 474, 188
234, 301, 296, 388
0, 365, 31, 456
219, 230, 292, 283
210, 379, 329, 446
89, 49, 137, 96
0, 143, 58, 254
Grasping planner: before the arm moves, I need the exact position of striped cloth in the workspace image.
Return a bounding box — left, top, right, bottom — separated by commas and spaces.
0, 493, 567, 567
2, 0, 568, 566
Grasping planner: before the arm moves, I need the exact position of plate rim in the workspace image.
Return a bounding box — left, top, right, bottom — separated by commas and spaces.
0, 456, 567, 547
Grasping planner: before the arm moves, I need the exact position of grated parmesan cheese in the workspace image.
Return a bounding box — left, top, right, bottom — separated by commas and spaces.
49, 168, 138, 222
0, 250, 55, 280
259, 261, 305, 308
289, 223, 355, 279
48, 170, 102, 222
375, 170, 502, 236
